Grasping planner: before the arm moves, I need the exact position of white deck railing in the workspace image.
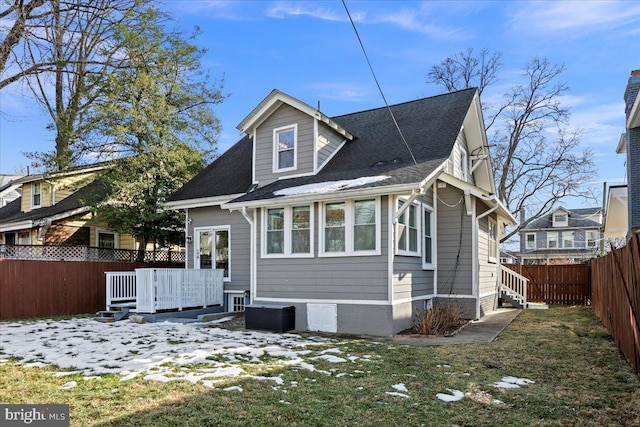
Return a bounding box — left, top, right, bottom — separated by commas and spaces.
500, 265, 528, 304
105, 271, 137, 309
105, 268, 224, 313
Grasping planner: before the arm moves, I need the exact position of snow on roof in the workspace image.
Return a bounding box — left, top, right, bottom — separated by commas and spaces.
273, 176, 390, 197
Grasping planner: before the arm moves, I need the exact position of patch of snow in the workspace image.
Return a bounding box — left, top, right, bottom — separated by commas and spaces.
392, 383, 408, 393
83, 376, 101, 381
492, 381, 520, 389
436, 389, 464, 402
60, 381, 76, 389
501, 376, 535, 386
310, 354, 347, 363
385, 391, 410, 399
223, 385, 243, 392
273, 176, 390, 197
53, 371, 80, 377
248, 376, 284, 386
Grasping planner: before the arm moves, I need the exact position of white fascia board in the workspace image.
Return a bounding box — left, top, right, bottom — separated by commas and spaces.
617, 133, 627, 154
628, 94, 640, 128
222, 183, 423, 210
0, 220, 34, 232
46, 207, 91, 222
163, 194, 246, 210
439, 173, 517, 225
237, 90, 353, 140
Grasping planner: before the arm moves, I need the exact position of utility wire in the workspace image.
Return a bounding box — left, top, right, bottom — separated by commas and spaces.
341, 0, 419, 168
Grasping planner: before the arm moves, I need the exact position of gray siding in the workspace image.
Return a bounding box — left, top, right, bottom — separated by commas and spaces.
477, 201, 499, 313
254, 104, 315, 186
625, 72, 640, 234
187, 206, 251, 292
317, 122, 345, 168
436, 185, 473, 295
256, 197, 390, 301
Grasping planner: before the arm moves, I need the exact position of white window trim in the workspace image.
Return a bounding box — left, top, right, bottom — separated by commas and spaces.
586, 230, 598, 248
194, 225, 231, 282
319, 197, 381, 257
525, 232, 536, 250
95, 228, 119, 249
488, 217, 498, 264
552, 213, 568, 227
273, 124, 298, 173
562, 231, 574, 249
547, 231, 559, 249
31, 182, 42, 209
460, 146, 469, 182
396, 197, 421, 257
262, 205, 314, 258
422, 204, 435, 270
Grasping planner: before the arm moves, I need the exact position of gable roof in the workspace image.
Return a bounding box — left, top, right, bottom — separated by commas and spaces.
0, 179, 109, 232
523, 207, 602, 230
168, 88, 479, 207
12, 161, 113, 185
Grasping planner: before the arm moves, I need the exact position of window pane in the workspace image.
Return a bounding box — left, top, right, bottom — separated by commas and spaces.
98, 232, 115, 249
424, 210, 432, 264
354, 200, 375, 225
278, 150, 294, 169
409, 228, 418, 252
292, 206, 310, 253
267, 208, 284, 254
354, 225, 375, 251
409, 205, 417, 228
198, 231, 213, 269
215, 230, 229, 278
278, 129, 294, 149
325, 203, 345, 252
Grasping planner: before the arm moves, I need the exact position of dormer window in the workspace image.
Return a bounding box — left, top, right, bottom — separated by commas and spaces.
552, 213, 568, 227
31, 182, 42, 208
274, 124, 297, 172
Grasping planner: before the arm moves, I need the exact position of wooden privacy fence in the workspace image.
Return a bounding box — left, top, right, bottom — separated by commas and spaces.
505, 264, 590, 305
591, 235, 640, 377
0, 259, 180, 320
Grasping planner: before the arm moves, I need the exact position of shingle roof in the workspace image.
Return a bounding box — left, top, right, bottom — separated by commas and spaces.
524, 207, 602, 230
169, 88, 477, 204
0, 179, 108, 225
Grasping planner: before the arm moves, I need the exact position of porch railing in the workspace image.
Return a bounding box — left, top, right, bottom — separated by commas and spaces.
105, 271, 137, 309
107, 268, 224, 313
500, 264, 528, 305
0, 244, 185, 264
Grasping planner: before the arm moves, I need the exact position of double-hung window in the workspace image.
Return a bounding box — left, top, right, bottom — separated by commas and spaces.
321, 198, 379, 256
273, 124, 297, 172
547, 232, 559, 249
586, 230, 598, 248
563, 231, 574, 249
32, 182, 42, 208
264, 205, 313, 257
525, 233, 536, 250
397, 199, 419, 256
423, 206, 435, 269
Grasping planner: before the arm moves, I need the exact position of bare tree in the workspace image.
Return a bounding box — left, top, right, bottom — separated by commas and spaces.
427, 50, 596, 242
1, 0, 152, 171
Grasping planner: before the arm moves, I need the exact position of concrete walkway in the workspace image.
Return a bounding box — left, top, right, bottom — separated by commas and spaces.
387, 308, 522, 346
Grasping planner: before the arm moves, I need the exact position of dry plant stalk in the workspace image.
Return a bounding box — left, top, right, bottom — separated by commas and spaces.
414, 301, 464, 335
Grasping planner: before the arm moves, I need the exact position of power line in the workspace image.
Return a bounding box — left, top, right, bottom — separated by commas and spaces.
341, 0, 419, 168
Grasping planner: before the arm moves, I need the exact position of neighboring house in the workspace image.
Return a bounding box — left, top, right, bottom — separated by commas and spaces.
500, 251, 518, 265
165, 88, 516, 336
0, 163, 134, 249
518, 207, 602, 265
0, 175, 22, 207
604, 68, 640, 240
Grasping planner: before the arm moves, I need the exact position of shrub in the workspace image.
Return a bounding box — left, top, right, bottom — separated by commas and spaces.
414, 301, 465, 336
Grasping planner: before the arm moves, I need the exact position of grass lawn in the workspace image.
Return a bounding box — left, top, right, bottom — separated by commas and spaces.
1, 306, 639, 426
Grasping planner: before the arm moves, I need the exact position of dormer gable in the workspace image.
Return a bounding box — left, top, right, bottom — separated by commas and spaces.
237, 90, 354, 187
551, 207, 570, 227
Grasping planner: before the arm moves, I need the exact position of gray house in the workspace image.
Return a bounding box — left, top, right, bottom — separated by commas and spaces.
165, 88, 516, 336
518, 206, 602, 265
605, 69, 640, 240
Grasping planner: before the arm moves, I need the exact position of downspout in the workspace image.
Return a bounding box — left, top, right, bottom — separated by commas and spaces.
239, 207, 256, 305
474, 196, 500, 320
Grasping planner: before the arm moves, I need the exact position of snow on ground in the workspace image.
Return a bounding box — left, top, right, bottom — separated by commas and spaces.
0, 317, 354, 387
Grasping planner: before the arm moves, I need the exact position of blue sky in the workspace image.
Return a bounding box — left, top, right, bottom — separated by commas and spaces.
1, 0, 639, 206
